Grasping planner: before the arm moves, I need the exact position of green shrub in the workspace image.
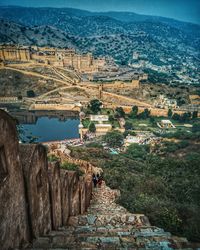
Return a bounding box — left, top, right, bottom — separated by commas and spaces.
61, 162, 84, 176
103, 131, 124, 147
48, 154, 59, 162
126, 143, 150, 159
86, 142, 103, 148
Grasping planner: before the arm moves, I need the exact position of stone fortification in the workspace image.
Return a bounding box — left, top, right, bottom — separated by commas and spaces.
0, 45, 105, 73
0, 110, 29, 249
0, 110, 93, 249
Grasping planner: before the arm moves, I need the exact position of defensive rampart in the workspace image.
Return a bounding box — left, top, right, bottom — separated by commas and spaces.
0, 110, 93, 249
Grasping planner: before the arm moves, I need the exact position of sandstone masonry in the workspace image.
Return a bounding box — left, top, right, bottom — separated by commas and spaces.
0, 110, 93, 249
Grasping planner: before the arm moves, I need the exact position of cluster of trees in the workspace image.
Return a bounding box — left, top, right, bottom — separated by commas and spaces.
168, 109, 198, 122
129, 105, 151, 119
27, 90, 35, 98
88, 122, 96, 133
160, 140, 189, 153
86, 99, 102, 133
103, 131, 124, 148
87, 99, 102, 114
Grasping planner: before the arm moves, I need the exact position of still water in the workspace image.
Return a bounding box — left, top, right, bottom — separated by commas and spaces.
21, 116, 80, 142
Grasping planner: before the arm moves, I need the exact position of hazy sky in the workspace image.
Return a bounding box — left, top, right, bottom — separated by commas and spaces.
0, 0, 200, 24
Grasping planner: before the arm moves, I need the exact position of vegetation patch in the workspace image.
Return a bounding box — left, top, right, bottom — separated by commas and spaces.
61, 161, 84, 176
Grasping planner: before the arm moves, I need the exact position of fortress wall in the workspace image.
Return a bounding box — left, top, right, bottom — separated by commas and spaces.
19, 144, 52, 238
0, 46, 104, 73
48, 162, 62, 230
100, 80, 140, 89
29, 103, 81, 111
79, 176, 87, 214
0, 46, 30, 61
104, 104, 189, 117
0, 110, 94, 249
58, 156, 93, 212
0, 111, 29, 249
60, 169, 70, 225
102, 91, 151, 107
68, 171, 81, 216
85, 175, 93, 209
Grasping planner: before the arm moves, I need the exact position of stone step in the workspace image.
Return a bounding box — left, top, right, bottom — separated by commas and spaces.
29, 231, 191, 250
78, 236, 122, 248
27, 184, 193, 250
31, 235, 79, 249
69, 214, 150, 227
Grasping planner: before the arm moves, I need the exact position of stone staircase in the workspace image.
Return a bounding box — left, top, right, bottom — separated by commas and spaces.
30, 183, 193, 250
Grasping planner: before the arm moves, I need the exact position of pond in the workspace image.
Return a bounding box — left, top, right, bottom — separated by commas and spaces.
10, 110, 80, 142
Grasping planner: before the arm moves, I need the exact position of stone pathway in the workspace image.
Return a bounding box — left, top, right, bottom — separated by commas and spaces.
31, 182, 193, 250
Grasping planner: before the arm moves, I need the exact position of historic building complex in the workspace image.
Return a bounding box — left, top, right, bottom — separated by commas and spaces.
0, 45, 105, 72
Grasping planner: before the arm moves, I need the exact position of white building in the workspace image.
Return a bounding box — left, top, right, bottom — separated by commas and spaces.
90, 115, 109, 123
158, 120, 176, 129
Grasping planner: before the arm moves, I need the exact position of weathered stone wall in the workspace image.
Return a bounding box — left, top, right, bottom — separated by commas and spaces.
60, 169, 70, 225
48, 162, 62, 230
0, 110, 93, 249
0, 110, 29, 249
19, 144, 52, 238
102, 91, 151, 107
68, 171, 80, 216
79, 176, 87, 214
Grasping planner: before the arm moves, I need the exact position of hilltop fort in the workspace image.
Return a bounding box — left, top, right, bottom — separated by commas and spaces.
0, 45, 106, 73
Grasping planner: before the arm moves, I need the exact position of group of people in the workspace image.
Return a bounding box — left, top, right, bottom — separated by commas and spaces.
92, 173, 103, 188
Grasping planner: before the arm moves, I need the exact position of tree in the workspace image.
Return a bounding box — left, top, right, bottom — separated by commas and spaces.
89, 99, 102, 114
103, 131, 124, 147
115, 107, 125, 118
89, 122, 96, 133
18, 95, 23, 100
123, 130, 136, 138
192, 123, 200, 133
172, 113, 181, 121
181, 112, 191, 122
129, 105, 138, 118
192, 111, 198, 119
109, 115, 115, 123
27, 90, 35, 98
150, 117, 156, 126
168, 109, 173, 118
138, 108, 150, 119
124, 121, 133, 130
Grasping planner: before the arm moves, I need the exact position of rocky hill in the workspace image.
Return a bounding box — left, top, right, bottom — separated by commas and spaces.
0, 6, 199, 84
0, 19, 75, 48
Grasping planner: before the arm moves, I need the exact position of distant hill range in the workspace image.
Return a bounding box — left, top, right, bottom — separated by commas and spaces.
0, 6, 200, 65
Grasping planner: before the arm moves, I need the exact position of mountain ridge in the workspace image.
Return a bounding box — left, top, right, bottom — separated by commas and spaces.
0, 5, 199, 26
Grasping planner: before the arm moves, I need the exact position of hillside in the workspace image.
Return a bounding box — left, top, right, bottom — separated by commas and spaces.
0, 6, 199, 84
0, 6, 199, 35
0, 19, 75, 48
